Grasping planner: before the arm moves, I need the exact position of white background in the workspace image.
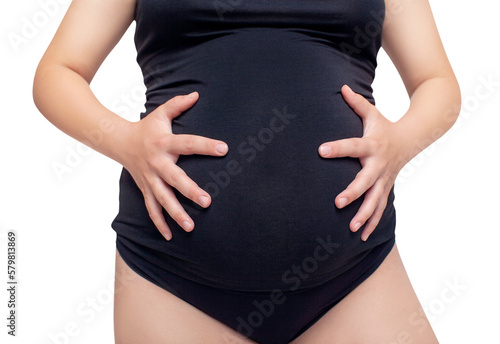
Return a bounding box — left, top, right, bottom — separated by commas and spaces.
1, 0, 499, 343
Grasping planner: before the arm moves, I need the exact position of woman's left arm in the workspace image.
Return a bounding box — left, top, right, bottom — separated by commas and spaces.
318, 0, 461, 241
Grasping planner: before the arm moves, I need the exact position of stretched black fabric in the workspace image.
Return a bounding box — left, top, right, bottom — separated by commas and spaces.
112, 0, 396, 293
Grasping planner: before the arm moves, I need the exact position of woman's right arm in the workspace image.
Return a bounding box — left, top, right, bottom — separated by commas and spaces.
33, 0, 228, 240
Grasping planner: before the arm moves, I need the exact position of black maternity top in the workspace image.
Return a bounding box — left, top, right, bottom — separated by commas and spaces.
112, 0, 396, 293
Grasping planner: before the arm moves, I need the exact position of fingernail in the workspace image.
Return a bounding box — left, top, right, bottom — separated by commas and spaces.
186, 91, 197, 99
163, 232, 172, 241
353, 221, 362, 232
181, 220, 193, 232
338, 197, 348, 208
344, 85, 354, 95
216, 143, 228, 154
198, 195, 210, 207
319, 145, 331, 156
361, 232, 369, 241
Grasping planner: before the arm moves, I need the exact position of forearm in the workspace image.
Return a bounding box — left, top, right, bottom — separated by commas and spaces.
393, 75, 461, 167
33, 63, 132, 165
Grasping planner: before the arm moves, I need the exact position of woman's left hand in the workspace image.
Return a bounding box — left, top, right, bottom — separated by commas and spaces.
318, 85, 408, 241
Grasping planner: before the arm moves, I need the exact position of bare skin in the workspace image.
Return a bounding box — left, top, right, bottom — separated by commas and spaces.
34, 0, 460, 342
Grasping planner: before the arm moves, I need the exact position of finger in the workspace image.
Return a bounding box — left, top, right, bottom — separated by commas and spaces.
143, 191, 173, 241
347, 178, 387, 232
160, 92, 200, 121
341, 85, 375, 120
156, 161, 212, 208
150, 176, 195, 233
167, 134, 228, 156
319, 138, 374, 158
335, 164, 380, 208
360, 195, 389, 241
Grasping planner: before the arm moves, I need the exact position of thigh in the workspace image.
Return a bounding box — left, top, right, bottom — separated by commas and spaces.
290, 243, 439, 344
113, 249, 256, 344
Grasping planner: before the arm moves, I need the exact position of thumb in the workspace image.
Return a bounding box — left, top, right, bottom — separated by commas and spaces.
341, 85, 373, 120
161, 91, 199, 121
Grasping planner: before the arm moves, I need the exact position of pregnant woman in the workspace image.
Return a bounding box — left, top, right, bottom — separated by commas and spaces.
33, 0, 460, 343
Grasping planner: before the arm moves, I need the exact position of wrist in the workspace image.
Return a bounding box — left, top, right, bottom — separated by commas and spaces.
107, 117, 137, 168
391, 117, 419, 171
80, 111, 135, 167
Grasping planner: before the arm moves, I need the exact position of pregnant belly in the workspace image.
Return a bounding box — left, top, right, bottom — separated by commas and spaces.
116, 29, 396, 291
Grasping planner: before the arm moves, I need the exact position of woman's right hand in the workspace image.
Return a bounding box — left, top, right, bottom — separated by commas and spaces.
118, 91, 228, 241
